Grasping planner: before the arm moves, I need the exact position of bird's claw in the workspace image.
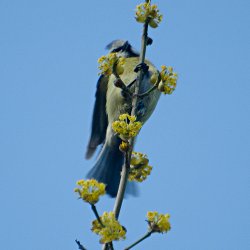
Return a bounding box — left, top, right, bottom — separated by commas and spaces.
134, 63, 149, 73
146, 37, 153, 46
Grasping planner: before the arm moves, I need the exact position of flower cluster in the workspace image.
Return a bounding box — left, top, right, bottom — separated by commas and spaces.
129, 152, 152, 182
146, 211, 171, 233
158, 65, 178, 95
74, 179, 106, 204
135, 2, 163, 28
98, 53, 125, 76
92, 212, 126, 244
112, 114, 142, 141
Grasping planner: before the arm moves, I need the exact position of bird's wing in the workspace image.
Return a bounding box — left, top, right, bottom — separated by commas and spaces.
85, 75, 109, 159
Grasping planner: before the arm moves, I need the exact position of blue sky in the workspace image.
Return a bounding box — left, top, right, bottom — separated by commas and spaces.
0, 0, 249, 249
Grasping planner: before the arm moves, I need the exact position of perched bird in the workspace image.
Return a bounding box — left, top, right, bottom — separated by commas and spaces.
86, 40, 161, 197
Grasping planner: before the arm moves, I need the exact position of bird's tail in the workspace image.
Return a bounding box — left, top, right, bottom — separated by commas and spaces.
87, 136, 137, 197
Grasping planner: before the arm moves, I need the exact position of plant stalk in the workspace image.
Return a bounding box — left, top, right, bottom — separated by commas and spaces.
124, 231, 152, 250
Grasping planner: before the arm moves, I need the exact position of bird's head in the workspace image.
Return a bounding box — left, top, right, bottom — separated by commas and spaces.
106, 40, 139, 58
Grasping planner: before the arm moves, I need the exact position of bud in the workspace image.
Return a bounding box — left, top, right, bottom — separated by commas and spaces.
149, 19, 158, 28
136, 16, 146, 23
119, 141, 129, 152
116, 64, 124, 75
158, 81, 165, 92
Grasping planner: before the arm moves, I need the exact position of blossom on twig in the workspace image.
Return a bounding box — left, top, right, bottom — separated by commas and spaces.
74, 179, 106, 204
92, 212, 126, 244
158, 65, 178, 95
98, 53, 125, 76
135, 2, 163, 28
112, 114, 142, 141
129, 152, 152, 182
146, 211, 171, 233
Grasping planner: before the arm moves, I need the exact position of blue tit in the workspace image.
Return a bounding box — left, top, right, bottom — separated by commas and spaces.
86, 40, 161, 197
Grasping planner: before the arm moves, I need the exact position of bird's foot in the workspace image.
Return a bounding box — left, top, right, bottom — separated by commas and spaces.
146, 37, 153, 46
134, 62, 149, 73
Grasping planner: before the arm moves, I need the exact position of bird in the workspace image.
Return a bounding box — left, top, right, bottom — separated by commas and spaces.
85, 40, 161, 197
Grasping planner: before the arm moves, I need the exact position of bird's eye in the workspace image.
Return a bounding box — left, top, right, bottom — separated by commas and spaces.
112, 46, 122, 53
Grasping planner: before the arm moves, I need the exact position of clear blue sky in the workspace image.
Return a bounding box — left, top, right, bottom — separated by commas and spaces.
0, 1, 249, 249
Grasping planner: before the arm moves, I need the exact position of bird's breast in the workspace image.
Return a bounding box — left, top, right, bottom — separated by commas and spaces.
106, 57, 161, 124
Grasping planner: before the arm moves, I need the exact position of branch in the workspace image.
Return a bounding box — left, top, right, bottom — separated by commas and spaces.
92, 205, 114, 250
124, 231, 152, 250
126, 79, 137, 89
75, 239, 87, 250
113, 17, 150, 219
102, 5, 150, 250
91, 204, 104, 227
102, 242, 114, 250
112, 62, 132, 99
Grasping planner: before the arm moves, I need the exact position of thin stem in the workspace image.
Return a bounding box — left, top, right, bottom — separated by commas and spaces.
124, 231, 152, 250
92, 205, 114, 250
112, 62, 132, 98
91, 204, 104, 227
109, 242, 114, 250
92, 202, 112, 250
104, 2, 150, 250
113, 150, 131, 219
75, 239, 87, 250
131, 20, 149, 118
113, 10, 150, 222
127, 79, 137, 89
102, 242, 114, 250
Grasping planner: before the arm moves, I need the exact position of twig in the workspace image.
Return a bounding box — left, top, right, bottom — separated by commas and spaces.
126, 79, 137, 89
112, 62, 132, 98
103, 2, 151, 249
124, 231, 152, 250
102, 6, 150, 250
92, 205, 113, 250
75, 239, 87, 250
112, 9, 150, 220
91, 204, 104, 227
113, 148, 132, 219
102, 241, 114, 250
109, 242, 114, 250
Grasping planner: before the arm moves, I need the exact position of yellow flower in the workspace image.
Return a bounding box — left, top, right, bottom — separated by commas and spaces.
98, 53, 125, 76
135, 2, 163, 28
161, 65, 167, 71
92, 212, 126, 244
112, 114, 142, 141
119, 141, 129, 152
129, 152, 152, 182
146, 211, 171, 233
74, 179, 106, 204
158, 65, 178, 95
